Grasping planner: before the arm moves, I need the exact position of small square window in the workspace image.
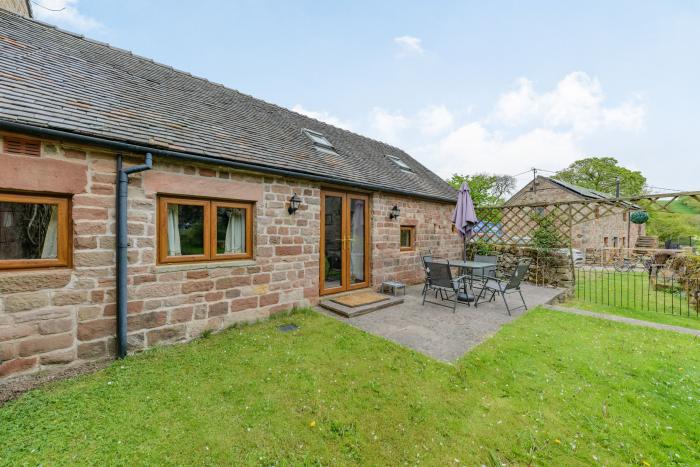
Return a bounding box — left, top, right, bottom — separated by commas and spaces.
302, 129, 334, 149
400, 225, 415, 251
386, 155, 413, 173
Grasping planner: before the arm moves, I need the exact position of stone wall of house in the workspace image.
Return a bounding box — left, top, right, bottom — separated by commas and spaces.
0, 0, 31, 17
0, 133, 318, 379
0, 132, 457, 380
370, 193, 462, 286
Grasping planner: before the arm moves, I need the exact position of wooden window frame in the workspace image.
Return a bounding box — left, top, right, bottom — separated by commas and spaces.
0, 192, 71, 270
157, 195, 253, 264
211, 200, 254, 261
400, 225, 416, 251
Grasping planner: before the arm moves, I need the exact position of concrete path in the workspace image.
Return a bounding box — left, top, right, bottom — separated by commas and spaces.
544, 304, 700, 337
319, 283, 565, 362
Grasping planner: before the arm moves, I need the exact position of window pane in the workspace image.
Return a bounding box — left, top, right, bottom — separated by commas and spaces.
0, 202, 58, 260
349, 199, 365, 283
216, 207, 246, 254
167, 204, 204, 256
324, 196, 342, 289
400, 228, 412, 248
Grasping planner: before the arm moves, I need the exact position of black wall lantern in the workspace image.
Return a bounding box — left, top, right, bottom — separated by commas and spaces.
389, 205, 400, 220
288, 193, 302, 215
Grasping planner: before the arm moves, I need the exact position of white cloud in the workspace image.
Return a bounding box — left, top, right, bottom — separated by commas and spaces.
292, 105, 354, 131
417, 105, 454, 135
368, 105, 454, 144
419, 124, 579, 179
32, 0, 102, 33
492, 72, 645, 135
393, 35, 424, 57
368, 107, 411, 144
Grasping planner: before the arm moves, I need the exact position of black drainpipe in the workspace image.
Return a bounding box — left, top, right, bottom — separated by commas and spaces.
116, 153, 152, 359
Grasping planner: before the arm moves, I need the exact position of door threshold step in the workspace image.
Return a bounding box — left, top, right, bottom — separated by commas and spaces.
320, 293, 404, 318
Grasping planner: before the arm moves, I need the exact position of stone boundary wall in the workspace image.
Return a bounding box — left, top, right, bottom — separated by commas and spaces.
467, 243, 574, 288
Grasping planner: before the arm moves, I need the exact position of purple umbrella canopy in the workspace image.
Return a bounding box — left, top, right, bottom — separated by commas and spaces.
452, 182, 478, 239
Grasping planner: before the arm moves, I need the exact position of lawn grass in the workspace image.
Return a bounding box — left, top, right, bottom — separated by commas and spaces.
564, 299, 700, 331
1, 308, 699, 465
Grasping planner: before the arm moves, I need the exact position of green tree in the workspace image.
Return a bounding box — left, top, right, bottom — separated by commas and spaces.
446, 173, 515, 206
646, 210, 699, 243
553, 157, 646, 196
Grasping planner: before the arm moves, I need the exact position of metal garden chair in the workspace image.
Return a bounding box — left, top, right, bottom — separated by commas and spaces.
421, 260, 473, 312
474, 258, 531, 315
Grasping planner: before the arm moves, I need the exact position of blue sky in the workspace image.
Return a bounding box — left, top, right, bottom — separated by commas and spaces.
33, 0, 700, 192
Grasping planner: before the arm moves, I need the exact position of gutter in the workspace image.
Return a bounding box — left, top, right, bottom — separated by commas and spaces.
0, 120, 456, 204
116, 153, 152, 358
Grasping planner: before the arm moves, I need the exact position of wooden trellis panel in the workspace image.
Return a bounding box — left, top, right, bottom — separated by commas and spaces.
473, 190, 700, 247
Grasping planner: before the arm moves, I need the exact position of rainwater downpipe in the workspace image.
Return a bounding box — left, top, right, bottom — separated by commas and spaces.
116, 153, 152, 359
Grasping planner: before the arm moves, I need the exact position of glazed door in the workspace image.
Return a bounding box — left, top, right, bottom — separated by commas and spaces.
320, 191, 370, 295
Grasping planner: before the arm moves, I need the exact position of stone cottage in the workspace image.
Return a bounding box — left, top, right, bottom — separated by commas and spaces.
505, 176, 644, 253
0, 8, 460, 379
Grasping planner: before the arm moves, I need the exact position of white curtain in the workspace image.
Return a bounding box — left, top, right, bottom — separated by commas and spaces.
167, 205, 182, 256
350, 202, 364, 281
2, 211, 13, 227
40, 205, 58, 259
224, 208, 245, 253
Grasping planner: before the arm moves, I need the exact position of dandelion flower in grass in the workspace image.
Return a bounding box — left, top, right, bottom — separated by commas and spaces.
554, 439, 561, 444
309, 420, 316, 428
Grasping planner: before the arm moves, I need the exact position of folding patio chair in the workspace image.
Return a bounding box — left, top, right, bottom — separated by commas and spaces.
421, 260, 473, 312
475, 258, 531, 315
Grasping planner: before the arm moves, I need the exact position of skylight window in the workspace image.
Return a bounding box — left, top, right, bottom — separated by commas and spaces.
302, 129, 334, 150
386, 155, 413, 173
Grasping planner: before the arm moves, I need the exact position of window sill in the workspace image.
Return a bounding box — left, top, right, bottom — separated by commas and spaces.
155, 259, 256, 273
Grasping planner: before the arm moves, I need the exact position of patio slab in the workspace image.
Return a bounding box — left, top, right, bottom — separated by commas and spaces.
318, 283, 565, 362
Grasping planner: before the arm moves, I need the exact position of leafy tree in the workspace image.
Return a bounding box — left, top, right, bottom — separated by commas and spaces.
553, 157, 646, 196
646, 210, 699, 243
446, 173, 516, 206
531, 213, 565, 250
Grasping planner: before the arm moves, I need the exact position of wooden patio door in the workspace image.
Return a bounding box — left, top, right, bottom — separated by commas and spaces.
320, 190, 370, 295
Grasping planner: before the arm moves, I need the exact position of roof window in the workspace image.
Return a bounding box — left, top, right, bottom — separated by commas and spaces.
386, 155, 413, 173
302, 129, 334, 150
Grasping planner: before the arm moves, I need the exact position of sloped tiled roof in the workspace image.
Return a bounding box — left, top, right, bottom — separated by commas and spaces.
546, 177, 617, 200
0, 10, 456, 202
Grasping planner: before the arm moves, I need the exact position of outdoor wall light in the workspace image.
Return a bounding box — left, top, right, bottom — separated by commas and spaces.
389, 205, 400, 220
288, 193, 302, 215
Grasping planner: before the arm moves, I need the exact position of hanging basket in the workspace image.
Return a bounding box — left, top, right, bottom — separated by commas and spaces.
630, 210, 649, 225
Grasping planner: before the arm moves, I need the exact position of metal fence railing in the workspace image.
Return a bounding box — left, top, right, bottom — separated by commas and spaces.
574, 252, 700, 317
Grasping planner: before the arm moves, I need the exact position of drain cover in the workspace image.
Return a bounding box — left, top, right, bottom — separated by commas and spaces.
278, 324, 299, 332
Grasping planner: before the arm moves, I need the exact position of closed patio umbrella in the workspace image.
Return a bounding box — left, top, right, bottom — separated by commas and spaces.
451, 182, 478, 260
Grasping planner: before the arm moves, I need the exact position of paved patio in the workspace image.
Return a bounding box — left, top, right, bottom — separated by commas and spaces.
319, 283, 565, 362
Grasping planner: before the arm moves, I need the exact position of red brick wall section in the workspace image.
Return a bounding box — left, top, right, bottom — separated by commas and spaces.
0, 134, 319, 379
370, 193, 461, 286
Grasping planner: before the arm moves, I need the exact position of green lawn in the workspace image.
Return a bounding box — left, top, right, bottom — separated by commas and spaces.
2, 308, 699, 465
565, 299, 700, 331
